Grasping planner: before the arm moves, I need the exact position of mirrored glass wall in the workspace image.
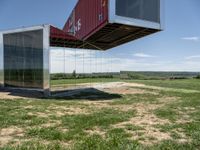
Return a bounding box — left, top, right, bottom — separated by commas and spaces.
3, 30, 44, 89
50, 47, 118, 93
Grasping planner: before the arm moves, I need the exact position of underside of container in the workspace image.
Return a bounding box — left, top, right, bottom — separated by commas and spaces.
50, 24, 159, 50
78, 23, 159, 50
50, 26, 83, 48
58, 0, 163, 50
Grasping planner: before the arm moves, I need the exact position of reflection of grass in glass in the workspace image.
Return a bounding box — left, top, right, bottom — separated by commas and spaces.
51, 78, 120, 86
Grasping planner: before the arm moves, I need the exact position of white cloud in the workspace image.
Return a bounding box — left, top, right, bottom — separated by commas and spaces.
181, 37, 199, 42
185, 55, 200, 60
133, 53, 155, 58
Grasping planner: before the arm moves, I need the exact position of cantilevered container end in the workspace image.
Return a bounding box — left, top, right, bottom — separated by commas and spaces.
63, 0, 163, 50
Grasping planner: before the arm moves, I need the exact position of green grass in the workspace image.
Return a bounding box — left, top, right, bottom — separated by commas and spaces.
1, 79, 200, 149
127, 79, 200, 91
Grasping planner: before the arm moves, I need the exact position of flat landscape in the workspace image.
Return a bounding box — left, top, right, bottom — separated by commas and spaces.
0, 79, 200, 149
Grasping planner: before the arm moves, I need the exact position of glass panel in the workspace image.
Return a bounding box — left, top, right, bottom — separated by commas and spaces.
49, 46, 119, 95
50, 47, 76, 92
116, 0, 160, 23
3, 29, 43, 89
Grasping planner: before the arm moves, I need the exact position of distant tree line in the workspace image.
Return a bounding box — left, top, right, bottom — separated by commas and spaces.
120, 71, 200, 80
195, 74, 200, 79
50, 71, 117, 80
51, 71, 200, 80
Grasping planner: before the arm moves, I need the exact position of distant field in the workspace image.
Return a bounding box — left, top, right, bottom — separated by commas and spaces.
120, 71, 200, 79
0, 79, 200, 149
127, 79, 200, 91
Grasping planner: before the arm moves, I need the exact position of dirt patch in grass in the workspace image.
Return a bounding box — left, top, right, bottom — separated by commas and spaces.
94, 82, 158, 95
82, 100, 113, 106
157, 96, 179, 104
62, 107, 89, 115
41, 120, 62, 128
0, 127, 24, 147
111, 96, 189, 145
118, 82, 200, 94
99, 82, 145, 89
103, 86, 157, 95
171, 128, 190, 143
82, 101, 136, 112
85, 126, 106, 138
82, 102, 111, 111
23, 105, 34, 109
28, 112, 49, 118
27, 105, 90, 119
60, 141, 73, 148
48, 105, 90, 116
175, 107, 195, 124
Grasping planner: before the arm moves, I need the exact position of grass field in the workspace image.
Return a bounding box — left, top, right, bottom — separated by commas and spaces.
0, 79, 200, 149
128, 79, 200, 91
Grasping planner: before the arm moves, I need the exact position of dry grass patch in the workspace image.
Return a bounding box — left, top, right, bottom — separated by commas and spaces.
40, 120, 62, 128
98, 82, 158, 95
23, 105, 34, 109
111, 96, 190, 145
60, 141, 73, 148
28, 112, 49, 118
112, 102, 171, 145
84, 126, 106, 138
157, 96, 179, 104
171, 128, 190, 143
175, 107, 195, 124
0, 127, 24, 147
104, 87, 155, 95
48, 105, 90, 116
26, 104, 91, 119
82, 101, 136, 113
121, 82, 200, 93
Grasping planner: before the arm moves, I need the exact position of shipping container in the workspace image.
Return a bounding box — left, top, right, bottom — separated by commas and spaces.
63, 0, 109, 40
50, 26, 97, 49
50, 26, 82, 48
63, 0, 164, 50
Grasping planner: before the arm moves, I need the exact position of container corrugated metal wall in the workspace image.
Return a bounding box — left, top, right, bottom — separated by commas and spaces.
63, 0, 108, 40
50, 26, 77, 40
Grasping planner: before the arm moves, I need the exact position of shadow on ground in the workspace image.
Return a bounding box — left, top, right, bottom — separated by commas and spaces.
0, 87, 45, 99
0, 87, 122, 101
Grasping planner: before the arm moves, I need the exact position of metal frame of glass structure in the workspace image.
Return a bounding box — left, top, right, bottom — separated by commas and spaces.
0, 25, 50, 96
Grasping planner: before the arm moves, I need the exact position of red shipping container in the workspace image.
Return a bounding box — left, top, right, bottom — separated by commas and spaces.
50, 26, 84, 48
63, 0, 108, 40
61, 0, 163, 50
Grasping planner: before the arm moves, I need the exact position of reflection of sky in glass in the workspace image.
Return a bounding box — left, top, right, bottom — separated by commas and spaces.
50, 47, 115, 73
50, 43, 200, 73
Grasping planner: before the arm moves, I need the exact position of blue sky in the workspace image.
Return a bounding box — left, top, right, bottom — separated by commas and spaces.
0, 0, 200, 72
